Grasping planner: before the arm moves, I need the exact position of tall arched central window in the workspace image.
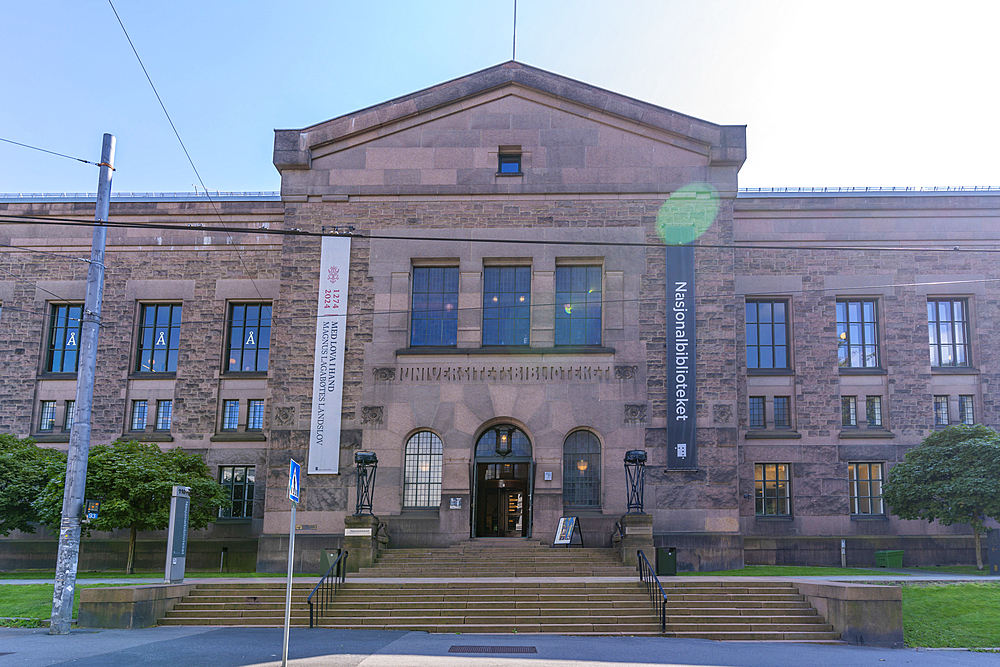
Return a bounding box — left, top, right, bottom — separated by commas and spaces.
403, 431, 443, 508
563, 430, 601, 508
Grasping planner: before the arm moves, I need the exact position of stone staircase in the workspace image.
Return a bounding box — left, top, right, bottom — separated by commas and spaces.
158, 541, 841, 641
356, 539, 636, 577
159, 579, 840, 640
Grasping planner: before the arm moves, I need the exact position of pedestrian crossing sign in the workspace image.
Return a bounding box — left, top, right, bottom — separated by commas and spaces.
288, 459, 300, 503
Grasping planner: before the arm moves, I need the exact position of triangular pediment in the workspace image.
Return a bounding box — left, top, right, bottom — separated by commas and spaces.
274, 62, 744, 197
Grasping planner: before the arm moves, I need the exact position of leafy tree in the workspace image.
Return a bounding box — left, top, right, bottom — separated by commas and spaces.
0, 435, 67, 536
38, 440, 229, 574
882, 425, 1000, 570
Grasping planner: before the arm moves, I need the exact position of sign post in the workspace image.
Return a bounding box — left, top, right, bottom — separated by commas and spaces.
282, 459, 300, 667
164, 486, 191, 584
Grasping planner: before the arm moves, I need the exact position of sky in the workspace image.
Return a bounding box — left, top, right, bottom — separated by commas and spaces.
2, 0, 999, 195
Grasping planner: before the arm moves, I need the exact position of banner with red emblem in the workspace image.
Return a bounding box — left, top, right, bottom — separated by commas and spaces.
309, 236, 351, 474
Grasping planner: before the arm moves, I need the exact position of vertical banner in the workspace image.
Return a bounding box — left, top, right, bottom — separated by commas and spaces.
666, 244, 697, 469
309, 236, 351, 474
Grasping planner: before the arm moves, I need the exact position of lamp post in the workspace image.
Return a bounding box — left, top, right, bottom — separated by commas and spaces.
354, 451, 378, 515
624, 450, 647, 514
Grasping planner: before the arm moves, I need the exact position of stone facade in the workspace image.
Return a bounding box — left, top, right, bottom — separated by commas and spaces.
1, 63, 997, 572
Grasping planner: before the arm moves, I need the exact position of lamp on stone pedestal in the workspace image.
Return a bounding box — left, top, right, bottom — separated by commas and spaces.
624, 450, 647, 514
354, 451, 378, 515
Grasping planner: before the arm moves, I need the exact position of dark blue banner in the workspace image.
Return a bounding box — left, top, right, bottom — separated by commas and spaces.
666, 244, 697, 469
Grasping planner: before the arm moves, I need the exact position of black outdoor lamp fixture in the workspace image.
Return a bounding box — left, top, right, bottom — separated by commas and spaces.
624, 449, 647, 514
494, 426, 513, 458
354, 451, 378, 515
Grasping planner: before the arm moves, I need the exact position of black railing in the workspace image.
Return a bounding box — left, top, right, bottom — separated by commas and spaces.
636, 549, 667, 633
613, 521, 625, 543
307, 550, 348, 628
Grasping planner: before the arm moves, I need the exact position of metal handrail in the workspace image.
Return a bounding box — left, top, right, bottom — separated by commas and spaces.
636, 549, 667, 633
307, 550, 348, 628
613, 521, 624, 542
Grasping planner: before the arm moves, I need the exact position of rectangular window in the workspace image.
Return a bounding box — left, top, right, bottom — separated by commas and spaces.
64, 400, 76, 431
849, 462, 884, 515
46, 304, 84, 373
219, 465, 255, 518
934, 395, 950, 426
155, 400, 173, 431
497, 152, 522, 174
226, 303, 272, 372
773, 396, 791, 429
483, 266, 530, 346
135, 303, 182, 373
928, 298, 970, 367
410, 266, 458, 346
222, 400, 240, 431
842, 396, 858, 428
746, 299, 789, 369
959, 395, 975, 425
555, 265, 602, 346
130, 400, 148, 431
837, 299, 879, 368
749, 396, 766, 429
866, 396, 883, 428
755, 463, 791, 516
247, 399, 264, 430
39, 401, 57, 432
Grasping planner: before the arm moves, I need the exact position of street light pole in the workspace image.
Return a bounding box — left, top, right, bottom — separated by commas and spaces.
49, 133, 114, 635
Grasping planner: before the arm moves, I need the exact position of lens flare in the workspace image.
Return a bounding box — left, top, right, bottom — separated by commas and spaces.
656, 182, 720, 245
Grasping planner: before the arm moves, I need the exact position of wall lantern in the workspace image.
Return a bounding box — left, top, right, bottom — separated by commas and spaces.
624, 449, 647, 514
495, 427, 513, 457
354, 451, 378, 515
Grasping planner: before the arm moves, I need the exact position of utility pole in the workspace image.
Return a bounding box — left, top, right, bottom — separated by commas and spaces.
49, 133, 115, 635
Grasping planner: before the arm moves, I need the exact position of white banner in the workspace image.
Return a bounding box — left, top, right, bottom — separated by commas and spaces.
309, 236, 351, 474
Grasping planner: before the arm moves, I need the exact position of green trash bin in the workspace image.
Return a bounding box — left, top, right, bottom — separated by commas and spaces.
319, 548, 342, 575
656, 547, 677, 576
875, 550, 904, 568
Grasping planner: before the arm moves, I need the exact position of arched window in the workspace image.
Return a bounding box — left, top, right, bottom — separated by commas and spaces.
563, 430, 601, 508
403, 431, 443, 508
475, 425, 531, 458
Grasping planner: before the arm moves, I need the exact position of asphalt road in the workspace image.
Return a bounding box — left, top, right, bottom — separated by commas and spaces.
1, 627, 997, 667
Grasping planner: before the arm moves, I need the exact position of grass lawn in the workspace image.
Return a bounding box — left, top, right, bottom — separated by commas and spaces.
903, 583, 1000, 648
678, 565, 902, 577
0, 583, 112, 625
908, 565, 991, 576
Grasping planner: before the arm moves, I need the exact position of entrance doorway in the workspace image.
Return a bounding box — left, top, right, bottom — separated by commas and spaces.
476, 462, 530, 537
472, 425, 533, 538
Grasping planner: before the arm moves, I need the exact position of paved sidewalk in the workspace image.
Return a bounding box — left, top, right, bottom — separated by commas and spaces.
1, 626, 999, 667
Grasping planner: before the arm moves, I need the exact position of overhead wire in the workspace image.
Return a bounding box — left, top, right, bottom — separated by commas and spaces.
0, 137, 101, 167
106, 0, 267, 302
2, 213, 1000, 254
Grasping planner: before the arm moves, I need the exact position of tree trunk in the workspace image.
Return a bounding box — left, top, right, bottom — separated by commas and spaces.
126, 524, 137, 574
974, 525, 984, 570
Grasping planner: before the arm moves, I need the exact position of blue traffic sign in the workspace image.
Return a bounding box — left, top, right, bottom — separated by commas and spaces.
288, 459, 301, 503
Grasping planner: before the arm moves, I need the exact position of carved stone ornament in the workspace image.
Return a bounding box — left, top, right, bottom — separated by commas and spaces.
624, 404, 647, 424
713, 403, 734, 425
361, 406, 384, 426
274, 405, 294, 427
615, 365, 638, 380
372, 367, 395, 381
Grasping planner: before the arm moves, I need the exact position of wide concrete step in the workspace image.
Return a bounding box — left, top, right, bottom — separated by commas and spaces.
159, 541, 839, 642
